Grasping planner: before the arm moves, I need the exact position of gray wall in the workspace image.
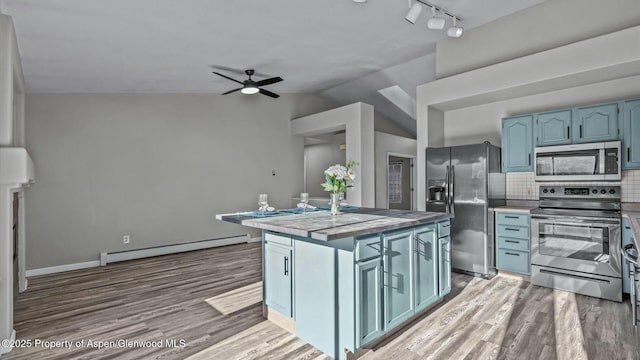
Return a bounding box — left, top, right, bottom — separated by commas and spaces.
304, 133, 346, 198
436, 0, 640, 78
25, 93, 336, 269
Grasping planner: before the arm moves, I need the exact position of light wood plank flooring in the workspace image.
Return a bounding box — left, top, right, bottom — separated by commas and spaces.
6, 242, 640, 360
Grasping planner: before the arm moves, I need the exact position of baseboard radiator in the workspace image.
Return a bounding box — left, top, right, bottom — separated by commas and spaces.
100, 234, 251, 266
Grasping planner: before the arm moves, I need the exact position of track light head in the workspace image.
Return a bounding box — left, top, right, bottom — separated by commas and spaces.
426, 6, 445, 30
447, 16, 463, 38
405, 3, 423, 24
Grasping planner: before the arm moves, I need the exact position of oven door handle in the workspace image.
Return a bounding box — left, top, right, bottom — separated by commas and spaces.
531, 215, 620, 225
540, 221, 617, 228
621, 243, 639, 266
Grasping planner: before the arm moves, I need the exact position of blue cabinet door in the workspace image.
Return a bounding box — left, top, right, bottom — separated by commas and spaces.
414, 225, 438, 312
623, 100, 640, 169
355, 258, 383, 347
536, 110, 572, 146
622, 218, 633, 294
573, 103, 619, 143
264, 243, 292, 317
438, 236, 451, 296
502, 115, 533, 172
382, 229, 414, 330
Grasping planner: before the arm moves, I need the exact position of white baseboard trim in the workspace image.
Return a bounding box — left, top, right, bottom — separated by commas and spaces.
100, 234, 250, 266
0, 329, 16, 354
24, 235, 251, 277
26, 261, 100, 277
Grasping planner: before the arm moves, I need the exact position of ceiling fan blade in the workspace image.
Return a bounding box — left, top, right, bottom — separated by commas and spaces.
222, 87, 242, 95
213, 72, 244, 85
259, 88, 280, 99
256, 76, 283, 87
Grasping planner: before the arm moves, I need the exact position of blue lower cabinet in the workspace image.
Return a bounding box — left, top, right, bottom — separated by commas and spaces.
438, 236, 451, 296
497, 248, 530, 274
414, 225, 438, 311
264, 243, 292, 317
355, 258, 383, 347
382, 229, 415, 330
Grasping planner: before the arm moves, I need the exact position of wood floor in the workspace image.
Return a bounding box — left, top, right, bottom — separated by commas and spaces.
6, 242, 640, 360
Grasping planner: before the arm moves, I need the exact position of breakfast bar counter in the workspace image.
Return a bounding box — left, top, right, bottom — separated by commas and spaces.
217, 208, 451, 360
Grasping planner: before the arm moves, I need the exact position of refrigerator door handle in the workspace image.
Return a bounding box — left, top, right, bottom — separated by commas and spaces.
450, 165, 455, 217
445, 165, 450, 214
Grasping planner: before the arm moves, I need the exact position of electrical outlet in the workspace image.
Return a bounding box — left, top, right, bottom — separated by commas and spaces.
123, 235, 130, 244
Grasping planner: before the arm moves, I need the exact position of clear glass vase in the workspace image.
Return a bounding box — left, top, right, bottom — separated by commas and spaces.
330, 193, 341, 216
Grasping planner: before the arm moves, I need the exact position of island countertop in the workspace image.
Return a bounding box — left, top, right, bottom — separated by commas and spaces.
216, 208, 450, 241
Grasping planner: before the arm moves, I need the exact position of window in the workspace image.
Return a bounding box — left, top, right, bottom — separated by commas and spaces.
388, 163, 402, 204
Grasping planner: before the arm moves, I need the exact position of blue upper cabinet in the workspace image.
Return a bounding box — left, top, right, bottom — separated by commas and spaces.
502, 115, 534, 172
536, 110, 572, 146
413, 225, 438, 312
573, 103, 619, 143
623, 100, 640, 169
382, 229, 414, 331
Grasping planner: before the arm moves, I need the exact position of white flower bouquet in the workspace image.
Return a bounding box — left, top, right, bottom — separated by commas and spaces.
322, 160, 358, 195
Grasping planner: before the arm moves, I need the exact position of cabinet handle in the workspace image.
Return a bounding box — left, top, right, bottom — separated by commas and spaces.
528, 154, 531, 166
628, 147, 632, 162
505, 252, 520, 256
505, 240, 520, 244
567, 126, 570, 139
579, 125, 583, 138
284, 256, 289, 276
504, 216, 519, 219
505, 228, 520, 231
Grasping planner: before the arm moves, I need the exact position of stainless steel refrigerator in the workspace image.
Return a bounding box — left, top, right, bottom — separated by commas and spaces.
426, 142, 505, 278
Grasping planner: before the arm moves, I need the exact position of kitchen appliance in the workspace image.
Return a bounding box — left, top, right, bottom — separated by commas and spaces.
426, 142, 505, 278
531, 185, 622, 302
534, 141, 621, 182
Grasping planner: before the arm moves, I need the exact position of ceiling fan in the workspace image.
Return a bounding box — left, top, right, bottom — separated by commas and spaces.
213, 69, 283, 98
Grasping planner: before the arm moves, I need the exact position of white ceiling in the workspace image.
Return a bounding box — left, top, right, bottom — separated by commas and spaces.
2, 0, 544, 94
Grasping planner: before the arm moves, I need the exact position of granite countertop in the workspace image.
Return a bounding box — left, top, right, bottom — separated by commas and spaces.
493, 206, 537, 213
217, 208, 450, 241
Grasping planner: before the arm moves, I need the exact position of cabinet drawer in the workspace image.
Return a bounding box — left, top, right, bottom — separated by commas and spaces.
497, 248, 530, 274
264, 232, 292, 247
355, 235, 381, 261
438, 221, 451, 238
496, 212, 529, 227
497, 225, 530, 240
497, 237, 529, 252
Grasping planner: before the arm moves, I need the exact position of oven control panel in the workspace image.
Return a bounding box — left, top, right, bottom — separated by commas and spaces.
539, 186, 621, 199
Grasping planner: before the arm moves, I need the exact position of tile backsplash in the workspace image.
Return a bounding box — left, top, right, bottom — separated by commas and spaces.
506, 170, 640, 202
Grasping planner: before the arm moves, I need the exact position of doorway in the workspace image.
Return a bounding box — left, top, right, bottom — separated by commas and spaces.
387, 155, 415, 210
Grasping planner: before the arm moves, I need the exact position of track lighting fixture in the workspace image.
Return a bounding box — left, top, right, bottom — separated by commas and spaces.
403, 0, 463, 38
405, 2, 423, 24
426, 6, 445, 30
447, 16, 464, 38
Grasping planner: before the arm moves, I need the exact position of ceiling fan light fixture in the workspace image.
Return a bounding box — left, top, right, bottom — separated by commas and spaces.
241, 85, 259, 95
405, 3, 423, 24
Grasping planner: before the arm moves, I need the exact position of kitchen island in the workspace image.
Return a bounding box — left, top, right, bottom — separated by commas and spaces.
217, 208, 451, 360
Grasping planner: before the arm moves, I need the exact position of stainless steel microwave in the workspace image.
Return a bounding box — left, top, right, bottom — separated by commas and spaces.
534, 141, 621, 181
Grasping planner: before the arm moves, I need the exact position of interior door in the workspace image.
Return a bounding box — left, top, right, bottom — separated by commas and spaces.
450, 144, 488, 275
